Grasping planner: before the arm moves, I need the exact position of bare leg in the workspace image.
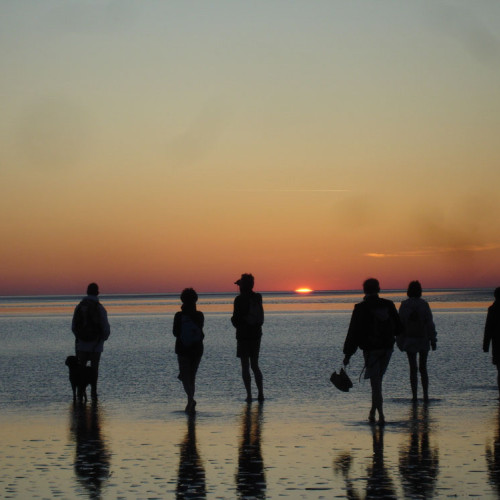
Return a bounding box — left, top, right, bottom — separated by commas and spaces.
250, 355, 264, 401
407, 352, 418, 401
497, 366, 500, 399
419, 351, 429, 401
241, 357, 252, 402
178, 356, 199, 412
370, 374, 384, 424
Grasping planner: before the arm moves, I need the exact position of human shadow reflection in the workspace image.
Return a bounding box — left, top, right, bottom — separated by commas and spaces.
334, 425, 396, 499
399, 403, 439, 499
176, 413, 206, 499
69, 401, 110, 499
236, 403, 266, 499
486, 403, 500, 494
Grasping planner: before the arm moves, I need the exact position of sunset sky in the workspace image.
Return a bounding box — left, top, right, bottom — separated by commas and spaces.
1, 1, 500, 295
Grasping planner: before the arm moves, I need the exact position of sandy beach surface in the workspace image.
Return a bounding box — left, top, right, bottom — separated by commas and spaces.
1, 394, 500, 499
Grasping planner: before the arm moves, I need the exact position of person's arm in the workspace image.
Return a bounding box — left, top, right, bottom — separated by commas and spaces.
424, 302, 437, 349
99, 304, 111, 340
71, 304, 79, 336
343, 306, 361, 364
173, 312, 182, 338
484, 307, 494, 353
231, 296, 245, 328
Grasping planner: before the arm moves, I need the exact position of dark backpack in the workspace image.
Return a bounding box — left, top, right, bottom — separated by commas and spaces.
367, 305, 396, 349
180, 314, 203, 347
73, 299, 102, 342
245, 295, 264, 326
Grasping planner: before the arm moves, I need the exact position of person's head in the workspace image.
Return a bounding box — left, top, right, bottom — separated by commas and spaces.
407, 280, 422, 298
363, 278, 380, 295
235, 273, 254, 292
494, 287, 500, 300
87, 283, 99, 296
180, 288, 198, 306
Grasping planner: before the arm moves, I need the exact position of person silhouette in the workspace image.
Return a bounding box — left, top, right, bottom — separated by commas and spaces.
69, 401, 110, 497
176, 414, 206, 499
398, 281, 437, 402
231, 274, 264, 403
173, 288, 204, 414
71, 283, 111, 400
483, 287, 500, 398
342, 278, 401, 424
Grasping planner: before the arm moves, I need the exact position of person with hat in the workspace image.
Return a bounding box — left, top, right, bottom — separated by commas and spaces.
231, 273, 265, 402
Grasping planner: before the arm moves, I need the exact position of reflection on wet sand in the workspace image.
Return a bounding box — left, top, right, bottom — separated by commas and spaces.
334, 425, 396, 499
399, 403, 439, 498
176, 413, 206, 499
236, 403, 266, 499
486, 403, 500, 494
69, 402, 110, 499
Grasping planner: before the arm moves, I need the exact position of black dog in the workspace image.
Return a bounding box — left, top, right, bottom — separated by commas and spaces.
65, 355, 96, 403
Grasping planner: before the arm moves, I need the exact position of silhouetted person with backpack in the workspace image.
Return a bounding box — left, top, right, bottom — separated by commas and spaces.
398, 281, 437, 402
483, 287, 500, 398
343, 278, 401, 424
231, 274, 264, 403
71, 283, 111, 400
173, 288, 204, 414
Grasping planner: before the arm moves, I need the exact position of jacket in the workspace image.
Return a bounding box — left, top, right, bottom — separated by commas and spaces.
343, 295, 402, 357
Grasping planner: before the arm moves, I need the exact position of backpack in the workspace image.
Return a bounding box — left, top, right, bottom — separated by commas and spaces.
180, 314, 203, 347
406, 308, 426, 338
73, 299, 102, 342
245, 295, 264, 326
367, 305, 396, 349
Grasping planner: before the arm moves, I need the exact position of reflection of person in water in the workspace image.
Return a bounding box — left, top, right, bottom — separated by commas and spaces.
176, 414, 206, 499
333, 425, 396, 499
69, 401, 110, 498
236, 403, 266, 499
486, 404, 500, 494
399, 403, 439, 498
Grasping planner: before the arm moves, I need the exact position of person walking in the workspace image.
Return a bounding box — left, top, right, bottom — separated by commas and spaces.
483, 287, 500, 399
343, 278, 401, 424
231, 274, 264, 403
71, 283, 111, 400
173, 288, 204, 413
398, 281, 437, 402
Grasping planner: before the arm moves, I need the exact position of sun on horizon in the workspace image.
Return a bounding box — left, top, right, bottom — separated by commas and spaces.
295, 288, 313, 294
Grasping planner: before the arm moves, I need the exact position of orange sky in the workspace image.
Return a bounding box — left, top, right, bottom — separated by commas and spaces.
1, 2, 500, 295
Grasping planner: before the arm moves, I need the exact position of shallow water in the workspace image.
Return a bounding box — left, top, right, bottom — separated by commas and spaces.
1, 289, 500, 498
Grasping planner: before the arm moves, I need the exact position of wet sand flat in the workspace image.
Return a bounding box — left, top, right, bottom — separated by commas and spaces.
1, 397, 500, 499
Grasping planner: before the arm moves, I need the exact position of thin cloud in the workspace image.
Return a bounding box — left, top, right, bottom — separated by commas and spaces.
230, 189, 351, 193
365, 243, 500, 259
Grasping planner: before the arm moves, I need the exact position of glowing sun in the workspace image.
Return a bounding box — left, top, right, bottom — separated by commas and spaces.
295, 288, 313, 294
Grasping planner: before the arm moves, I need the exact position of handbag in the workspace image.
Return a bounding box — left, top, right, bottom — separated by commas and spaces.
330, 366, 353, 392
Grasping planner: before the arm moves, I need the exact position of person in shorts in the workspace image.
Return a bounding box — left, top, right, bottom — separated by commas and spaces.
231, 274, 264, 403
343, 278, 401, 424
173, 288, 204, 414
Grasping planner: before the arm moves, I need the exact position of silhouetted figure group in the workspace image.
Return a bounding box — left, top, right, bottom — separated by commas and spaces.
342, 278, 438, 424
172, 273, 265, 413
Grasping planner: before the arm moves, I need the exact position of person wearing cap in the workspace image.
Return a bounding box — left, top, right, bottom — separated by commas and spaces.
231, 273, 265, 402
71, 283, 111, 400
